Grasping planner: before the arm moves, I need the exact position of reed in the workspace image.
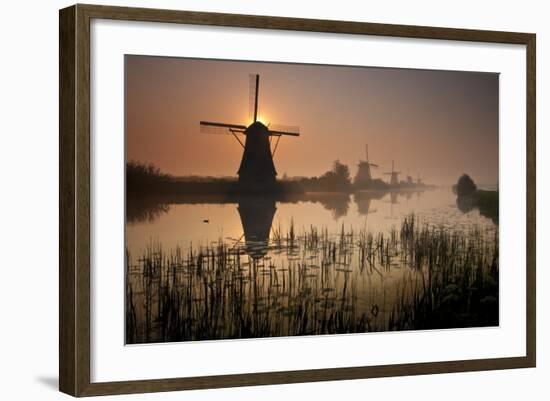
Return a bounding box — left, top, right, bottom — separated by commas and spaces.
126, 213, 498, 343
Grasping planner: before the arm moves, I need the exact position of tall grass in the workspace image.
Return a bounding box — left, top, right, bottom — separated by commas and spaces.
126, 213, 498, 343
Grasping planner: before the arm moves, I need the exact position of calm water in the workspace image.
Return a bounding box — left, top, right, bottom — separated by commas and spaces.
125, 188, 498, 343
127, 188, 495, 256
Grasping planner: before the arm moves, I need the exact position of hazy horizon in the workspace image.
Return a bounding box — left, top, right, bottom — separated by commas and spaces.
125, 56, 499, 186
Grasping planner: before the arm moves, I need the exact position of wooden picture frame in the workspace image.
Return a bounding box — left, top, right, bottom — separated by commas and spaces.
59, 3, 536, 397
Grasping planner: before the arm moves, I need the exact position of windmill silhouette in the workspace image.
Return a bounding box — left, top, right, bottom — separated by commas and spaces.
353, 144, 379, 188
200, 74, 300, 186
406, 168, 413, 185
384, 160, 401, 186
237, 197, 277, 260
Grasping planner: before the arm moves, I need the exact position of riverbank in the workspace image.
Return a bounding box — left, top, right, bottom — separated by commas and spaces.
128, 176, 434, 196
457, 189, 498, 223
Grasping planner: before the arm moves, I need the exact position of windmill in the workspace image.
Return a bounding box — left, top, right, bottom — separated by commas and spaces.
353, 144, 379, 188
384, 160, 401, 186
199, 74, 300, 186
417, 173, 423, 185
406, 168, 413, 185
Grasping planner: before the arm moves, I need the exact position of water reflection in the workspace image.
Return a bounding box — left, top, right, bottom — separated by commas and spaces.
126, 190, 408, 225
126, 188, 497, 260
456, 195, 475, 213
237, 197, 277, 260
303, 192, 350, 219
126, 196, 170, 224
353, 191, 384, 215
384, 191, 400, 218
125, 188, 499, 343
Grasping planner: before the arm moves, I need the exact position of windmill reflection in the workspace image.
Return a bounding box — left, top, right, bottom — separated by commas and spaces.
385, 191, 400, 218
316, 193, 350, 219
236, 196, 277, 260
353, 191, 384, 216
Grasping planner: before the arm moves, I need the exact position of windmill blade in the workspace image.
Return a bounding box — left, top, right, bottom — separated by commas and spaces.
248, 74, 259, 122
200, 121, 247, 135
269, 130, 300, 137
369, 163, 379, 168
200, 121, 247, 130
200, 125, 233, 135
268, 124, 300, 137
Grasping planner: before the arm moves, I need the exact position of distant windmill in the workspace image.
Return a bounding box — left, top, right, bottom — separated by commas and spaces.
384, 160, 401, 186
406, 169, 413, 185
417, 173, 423, 185
200, 74, 300, 186
353, 144, 378, 188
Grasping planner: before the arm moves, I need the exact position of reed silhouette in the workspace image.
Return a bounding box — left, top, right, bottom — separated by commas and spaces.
126, 213, 498, 343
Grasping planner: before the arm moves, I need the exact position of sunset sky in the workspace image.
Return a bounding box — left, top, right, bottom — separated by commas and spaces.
125, 55, 499, 185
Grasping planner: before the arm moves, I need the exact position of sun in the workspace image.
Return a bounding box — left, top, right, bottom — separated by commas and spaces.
255, 115, 269, 126
245, 110, 270, 126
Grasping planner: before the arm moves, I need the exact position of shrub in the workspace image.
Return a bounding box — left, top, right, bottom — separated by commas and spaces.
456, 174, 477, 196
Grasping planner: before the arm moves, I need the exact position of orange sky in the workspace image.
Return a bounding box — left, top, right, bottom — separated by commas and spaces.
125, 55, 499, 185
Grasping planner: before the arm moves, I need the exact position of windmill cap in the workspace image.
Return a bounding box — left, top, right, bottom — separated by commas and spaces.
246, 121, 269, 132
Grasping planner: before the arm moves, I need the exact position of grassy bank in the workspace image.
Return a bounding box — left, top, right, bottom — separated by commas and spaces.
476, 190, 499, 222
456, 190, 499, 223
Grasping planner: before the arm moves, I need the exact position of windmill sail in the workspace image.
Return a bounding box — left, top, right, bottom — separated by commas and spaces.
268, 124, 300, 137
365, 145, 378, 167
200, 121, 247, 135
249, 74, 259, 122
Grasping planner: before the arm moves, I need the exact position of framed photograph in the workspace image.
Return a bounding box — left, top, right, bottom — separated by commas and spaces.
59, 4, 536, 397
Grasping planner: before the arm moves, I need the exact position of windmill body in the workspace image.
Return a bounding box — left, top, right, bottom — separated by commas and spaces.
353, 144, 379, 188
238, 121, 277, 184
199, 74, 300, 189
384, 160, 401, 187
355, 161, 373, 183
